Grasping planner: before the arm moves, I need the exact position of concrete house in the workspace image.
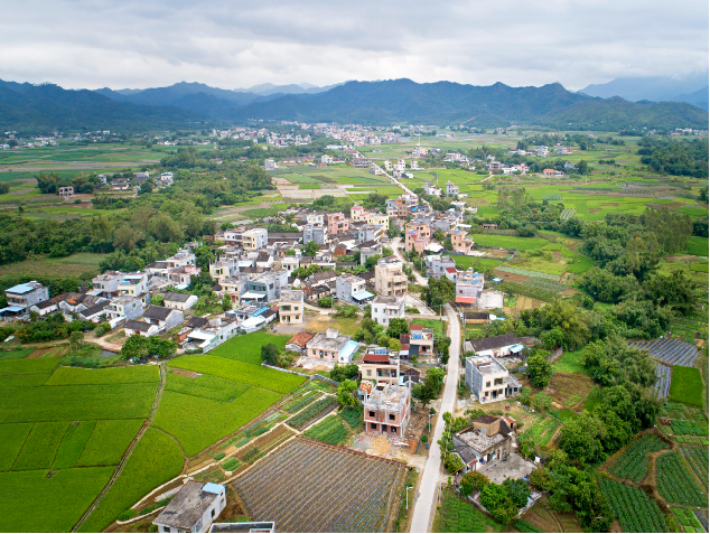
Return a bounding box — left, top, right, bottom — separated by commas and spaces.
451, 229, 474, 254
464, 333, 524, 358
92, 271, 123, 298
142, 305, 184, 333
303, 224, 328, 246
285, 331, 315, 354
327, 213, 349, 235
455, 269, 485, 307
425, 255, 457, 279
277, 290, 304, 325
119, 272, 150, 302
153, 481, 227, 534
374, 257, 407, 297
335, 275, 373, 305
464, 355, 521, 403
1, 281, 49, 318
105, 295, 144, 321
163, 292, 199, 311
356, 224, 383, 244
124, 319, 160, 337
242, 228, 268, 251
363, 384, 411, 438
371, 295, 405, 327
306, 329, 358, 363
360, 349, 400, 386
452, 416, 515, 472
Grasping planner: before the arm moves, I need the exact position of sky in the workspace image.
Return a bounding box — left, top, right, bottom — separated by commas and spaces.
0, 0, 707, 91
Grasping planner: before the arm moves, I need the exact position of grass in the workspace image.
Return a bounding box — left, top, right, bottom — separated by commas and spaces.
584, 387, 603, 412
0, 348, 34, 360
552, 350, 585, 374
0, 383, 155, 422
76, 420, 143, 467
0, 356, 61, 375
669, 366, 704, 406
0, 467, 115, 532
411, 318, 445, 337
686, 236, 708, 257
0, 252, 104, 278
44, 365, 159, 386
12, 421, 70, 470
452, 255, 502, 271
168, 354, 305, 394
52, 421, 96, 469
566, 254, 595, 274
469, 234, 548, 251
208, 332, 291, 365
153, 388, 283, 457
433, 488, 487, 533
79, 428, 184, 533
0, 423, 34, 470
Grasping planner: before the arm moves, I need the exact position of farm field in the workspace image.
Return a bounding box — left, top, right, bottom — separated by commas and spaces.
599, 478, 670, 533
669, 366, 704, 406
433, 488, 487, 533
233, 437, 408, 532
608, 434, 669, 483
655, 452, 707, 507
0, 252, 105, 278
469, 234, 548, 251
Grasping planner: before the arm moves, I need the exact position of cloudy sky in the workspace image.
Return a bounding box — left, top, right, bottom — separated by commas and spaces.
1, 0, 707, 91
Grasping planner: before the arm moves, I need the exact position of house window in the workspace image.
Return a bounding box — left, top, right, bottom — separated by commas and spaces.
370, 423, 377, 429
391, 426, 397, 433
369, 411, 376, 417
389, 414, 395, 421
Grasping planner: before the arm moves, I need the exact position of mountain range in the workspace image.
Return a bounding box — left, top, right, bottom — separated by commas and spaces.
580, 72, 708, 110
0, 78, 707, 133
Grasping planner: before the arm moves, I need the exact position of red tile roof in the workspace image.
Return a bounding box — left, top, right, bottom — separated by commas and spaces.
287, 331, 314, 348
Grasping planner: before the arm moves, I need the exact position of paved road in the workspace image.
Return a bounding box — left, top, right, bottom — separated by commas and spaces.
409, 303, 461, 533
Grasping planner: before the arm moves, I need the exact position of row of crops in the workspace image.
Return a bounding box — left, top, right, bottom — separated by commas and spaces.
669, 419, 708, 437
608, 434, 668, 483
656, 452, 707, 507
523, 278, 568, 293
286, 397, 337, 430
302, 415, 348, 445
628, 338, 699, 367
599, 478, 670, 533
542, 194, 562, 201
524, 417, 559, 448
651, 363, 672, 400
680, 448, 709, 490
233, 438, 407, 532
496, 266, 560, 281
560, 208, 577, 221
671, 508, 705, 533
500, 281, 556, 303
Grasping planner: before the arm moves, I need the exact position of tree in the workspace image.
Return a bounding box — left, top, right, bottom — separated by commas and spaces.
503, 478, 530, 508
337, 379, 359, 407
526, 353, 553, 388
386, 318, 409, 338
330, 363, 359, 382
222, 294, 233, 310
460, 471, 489, 496
121, 334, 150, 360
69, 331, 84, 351
412, 367, 445, 405
558, 413, 607, 464
388, 338, 402, 352
261, 343, 280, 366
151, 294, 165, 306
303, 240, 320, 257
480, 483, 518, 524
423, 276, 455, 309
317, 296, 334, 308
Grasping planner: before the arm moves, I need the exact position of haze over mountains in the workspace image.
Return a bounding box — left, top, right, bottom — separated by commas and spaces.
0, 77, 707, 133
580, 72, 708, 110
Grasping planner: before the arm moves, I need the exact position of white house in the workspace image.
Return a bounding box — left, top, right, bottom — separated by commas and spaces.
153, 481, 226, 534
371, 295, 405, 327
163, 292, 199, 311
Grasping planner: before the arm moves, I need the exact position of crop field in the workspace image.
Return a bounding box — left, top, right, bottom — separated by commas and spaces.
164, 372, 251, 402
559, 208, 577, 221
686, 236, 709, 256
76, 420, 143, 467
44, 365, 159, 385
433, 488, 486, 533
608, 434, 669, 483
287, 397, 337, 430
681, 448, 709, 491
12, 421, 70, 470
0, 356, 61, 375
302, 414, 349, 445
469, 234, 548, 251
233, 437, 408, 532
153, 388, 282, 456
500, 281, 556, 302
168, 354, 305, 393
629, 338, 699, 367
525, 417, 559, 449
286, 391, 320, 413
651, 363, 672, 400
0, 252, 105, 278
496, 266, 560, 280
669, 366, 704, 406
523, 278, 568, 293
208, 332, 291, 365
599, 478, 670, 533
79, 428, 184, 533
551, 350, 585, 375
656, 452, 707, 507
53, 421, 96, 469
672, 508, 705, 533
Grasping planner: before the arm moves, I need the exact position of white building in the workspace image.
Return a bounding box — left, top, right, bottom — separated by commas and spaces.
371, 295, 405, 327
153, 481, 226, 534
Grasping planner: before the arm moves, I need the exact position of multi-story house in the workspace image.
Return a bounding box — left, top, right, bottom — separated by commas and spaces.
2, 281, 49, 317
242, 228, 268, 251
246, 271, 289, 302
405, 221, 431, 253
166, 250, 197, 270
118, 272, 150, 302
464, 355, 521, 403
455, 269, 485, 306
374, 257, 407, 297
335, 274, 372, 304
371, 295, 405, 327
363, 384, 411, 438
106, 295, 144, 321
366, 213, 390, 231
357, 224, 383, 244
358, 242, 383, 266
209, 260, 237, 283
446, 181, 459, 197
350, 205, 369, 222
303, 224, 328, 246
451, 229, 474, 254
425, 255, 457, 279
327, 213, 349, 235
360, 348, 400, 386
306, 329, 358, 363
277, 290, 304, 325
92, 271, 124, 298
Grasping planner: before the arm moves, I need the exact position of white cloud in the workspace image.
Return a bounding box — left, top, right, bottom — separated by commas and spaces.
0, 0, 706, 90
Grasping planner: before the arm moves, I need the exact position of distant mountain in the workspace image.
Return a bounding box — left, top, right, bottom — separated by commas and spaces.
235, 82, 340, 95
0, 80, 204, 133
580, 72, 708, 107
230, 78, 708, 130
670, 87, 709, 111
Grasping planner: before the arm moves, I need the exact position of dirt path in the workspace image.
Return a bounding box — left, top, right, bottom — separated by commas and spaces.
72, 364, 167, 532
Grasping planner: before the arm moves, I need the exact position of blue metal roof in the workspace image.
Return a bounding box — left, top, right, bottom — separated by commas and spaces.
6, 283, 39, 294
352, 290, 374, 301
202, 482, 225, 495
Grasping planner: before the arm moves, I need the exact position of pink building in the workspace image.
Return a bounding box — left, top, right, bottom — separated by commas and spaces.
405, 229, 430, 254
327, 213, 349, 235
364, 384, 411, 438
451, 229, 474, 254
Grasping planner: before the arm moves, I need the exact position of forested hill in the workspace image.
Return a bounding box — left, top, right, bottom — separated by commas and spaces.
0, 80, 205, 133
1, 78, 707, 133
231, 79, 709, 129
